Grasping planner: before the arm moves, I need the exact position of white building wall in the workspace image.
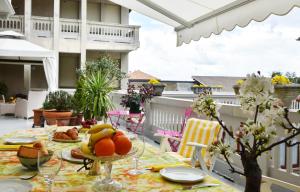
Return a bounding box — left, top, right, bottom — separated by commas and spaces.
101, 3, 120, 24
5, 0, 136, 91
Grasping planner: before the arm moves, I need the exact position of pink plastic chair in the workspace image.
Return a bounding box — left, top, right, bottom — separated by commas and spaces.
155, 107, 193, 152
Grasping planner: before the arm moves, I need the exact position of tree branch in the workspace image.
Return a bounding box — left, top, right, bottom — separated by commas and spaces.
223, 153, 245, 176
213, 115, 245, 152
256, 111, 300, 157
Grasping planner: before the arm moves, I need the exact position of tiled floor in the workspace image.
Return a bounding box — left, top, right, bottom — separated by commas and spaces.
0, 116, 33, 136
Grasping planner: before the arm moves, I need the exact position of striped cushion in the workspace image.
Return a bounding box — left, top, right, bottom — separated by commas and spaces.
177, 118, 221, 158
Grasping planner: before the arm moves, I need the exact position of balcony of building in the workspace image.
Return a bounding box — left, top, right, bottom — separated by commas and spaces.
0, 0, 140, 52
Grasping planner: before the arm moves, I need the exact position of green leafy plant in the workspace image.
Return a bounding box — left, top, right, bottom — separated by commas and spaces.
0, 81, 8, 98
43, 90, 73, 112
80, 70, 114, 120
75, 55, 126, 120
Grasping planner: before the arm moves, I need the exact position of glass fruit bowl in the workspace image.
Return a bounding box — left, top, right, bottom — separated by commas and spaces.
81, 147, 137, 192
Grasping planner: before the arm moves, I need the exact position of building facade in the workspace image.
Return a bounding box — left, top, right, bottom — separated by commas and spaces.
0, 0, 139, 96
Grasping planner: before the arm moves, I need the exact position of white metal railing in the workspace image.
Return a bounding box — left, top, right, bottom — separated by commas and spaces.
87, 21, 139, 44
60, 18, 80, 39
0, 15, 24, 33
110, 91, 300, 186
31, 16, 53, 37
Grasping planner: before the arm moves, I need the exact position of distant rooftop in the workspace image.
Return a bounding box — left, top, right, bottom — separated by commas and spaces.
192, 76, 244, 92
128, 70, 159, 80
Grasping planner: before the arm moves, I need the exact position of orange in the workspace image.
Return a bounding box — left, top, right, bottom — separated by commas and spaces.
94, 138, 115, 156
112, 130, 125, 142
114, 136, 132, 155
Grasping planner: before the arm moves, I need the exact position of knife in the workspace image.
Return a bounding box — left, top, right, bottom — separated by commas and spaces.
182, 183, 220, 190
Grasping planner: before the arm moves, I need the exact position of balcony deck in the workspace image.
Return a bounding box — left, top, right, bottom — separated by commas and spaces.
111, 91, 300, 189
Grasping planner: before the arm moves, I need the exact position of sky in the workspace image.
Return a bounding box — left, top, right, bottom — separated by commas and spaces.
128, 8, 300, 81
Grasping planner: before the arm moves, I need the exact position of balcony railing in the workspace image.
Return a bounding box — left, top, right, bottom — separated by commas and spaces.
110, 91, 300, 186
0, 15, 24, 33
60, 18, 80, 39
32, 16, 53, 37
87, 21, 139, 44
0, 16, 139, 45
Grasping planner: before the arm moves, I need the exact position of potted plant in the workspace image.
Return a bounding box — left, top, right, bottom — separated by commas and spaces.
272, 74, 300, 107
232, 79, 245, 95
121, 84, 153, 113
191, 84, 212, 94
192, 72, 300, 192
42, 90, 73, 125
0, 81, 8, 102
144, 79, 165, 96
77, 55, 125, 121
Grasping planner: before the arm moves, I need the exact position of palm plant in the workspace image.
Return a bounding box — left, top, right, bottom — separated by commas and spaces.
80, 70, 114, 120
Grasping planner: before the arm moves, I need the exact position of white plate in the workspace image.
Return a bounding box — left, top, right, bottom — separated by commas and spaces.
61, 149, 84, 164
160, 167, 206, 183
0, 179, 32, 192
4, 137, 37, 144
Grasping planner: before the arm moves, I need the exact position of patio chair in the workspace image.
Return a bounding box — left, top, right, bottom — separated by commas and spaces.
156, 118, 221, 172
154, 107, 192, 152
15, 90, 47, 119
261, 175, 300, 192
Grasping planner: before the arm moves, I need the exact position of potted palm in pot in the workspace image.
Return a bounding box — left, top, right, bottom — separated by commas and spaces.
43, 91, 73, 125
76, 55, 126, 121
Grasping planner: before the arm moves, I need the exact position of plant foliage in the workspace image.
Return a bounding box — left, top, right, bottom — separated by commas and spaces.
43, 90, 73, 111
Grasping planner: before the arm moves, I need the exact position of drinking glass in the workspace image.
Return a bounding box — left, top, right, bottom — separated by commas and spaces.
38, 150, 62, 192
128, 133, 146, 175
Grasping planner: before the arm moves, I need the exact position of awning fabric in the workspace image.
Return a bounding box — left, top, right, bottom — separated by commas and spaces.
0, 31, 58, 91
110, 0, 300, 46
0, 0, 15, 18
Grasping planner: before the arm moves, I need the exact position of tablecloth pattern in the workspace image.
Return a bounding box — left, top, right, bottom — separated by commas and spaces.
0, 128, 240, 192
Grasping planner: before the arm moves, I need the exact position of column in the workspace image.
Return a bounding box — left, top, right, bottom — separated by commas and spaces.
120, 53, 129, 90
24, 0, 31, 39
80, 0, 87, 68
24, 65, 31, 92
121, 7, 129, 25
53, 0, 60, 89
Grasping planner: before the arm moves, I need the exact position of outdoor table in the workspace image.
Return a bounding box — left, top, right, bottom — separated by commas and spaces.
0, 103, 15, 115
107, 110, 145, 133
0, 128, 240, 192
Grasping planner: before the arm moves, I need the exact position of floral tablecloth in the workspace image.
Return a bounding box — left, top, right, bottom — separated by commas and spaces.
0, 128, 240, 192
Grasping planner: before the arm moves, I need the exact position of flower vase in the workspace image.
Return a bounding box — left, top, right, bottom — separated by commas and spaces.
152, 84, 165, 96
129, 102, 141, 113
242, 156, 262, 192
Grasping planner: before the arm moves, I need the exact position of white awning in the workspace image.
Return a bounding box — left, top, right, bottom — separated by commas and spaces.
0, 0, 15, 18
0, 31, 58, 91
110, 0, 300, 46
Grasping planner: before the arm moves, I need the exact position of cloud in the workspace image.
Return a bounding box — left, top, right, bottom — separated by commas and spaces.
129, 9, 300, 80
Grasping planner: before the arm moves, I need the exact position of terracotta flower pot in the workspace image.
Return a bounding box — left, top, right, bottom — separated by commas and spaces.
32, 109, 44, 127
273, 84, 300, 107
43, 110, 72, 126
233, 85, 240, 95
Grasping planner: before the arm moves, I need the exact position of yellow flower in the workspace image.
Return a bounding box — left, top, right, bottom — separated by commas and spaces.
192, 84, 199, 87
236, 79, 245, 86
271, 75, 290, 85
148, 79, 160, 85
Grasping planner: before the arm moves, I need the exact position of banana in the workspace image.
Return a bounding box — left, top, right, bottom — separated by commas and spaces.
89, 128, 116, 147
81, 142, 93, 155
88, 124, 114, 134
